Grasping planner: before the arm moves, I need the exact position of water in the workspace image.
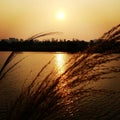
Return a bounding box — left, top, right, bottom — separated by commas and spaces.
0, 52, 120, 120
0, 52, 71, 96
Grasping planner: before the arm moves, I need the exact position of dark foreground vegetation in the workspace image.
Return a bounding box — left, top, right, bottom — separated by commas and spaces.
0, 24, 120, 120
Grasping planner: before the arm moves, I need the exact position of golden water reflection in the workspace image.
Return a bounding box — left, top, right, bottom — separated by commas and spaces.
55, 53, 67, 75
55, 53, 74, 116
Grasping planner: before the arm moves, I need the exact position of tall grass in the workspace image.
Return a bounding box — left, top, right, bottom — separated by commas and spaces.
100, 24, 120, 40
0, 32, 59, 81
0, 52, 15, 77
8, 52, 120, 120
0, 25, 120, 119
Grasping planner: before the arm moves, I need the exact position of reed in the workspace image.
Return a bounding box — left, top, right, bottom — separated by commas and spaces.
0, 52, 15, 77
8, 53, 120, 120
100, 24, 120, 40
0, 32, 58, 81
0, 26, 120, 119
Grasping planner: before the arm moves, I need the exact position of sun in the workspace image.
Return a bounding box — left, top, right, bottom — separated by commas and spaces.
57, 11, 65, 20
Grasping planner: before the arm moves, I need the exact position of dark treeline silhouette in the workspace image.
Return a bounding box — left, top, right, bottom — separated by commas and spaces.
0, 37, 120, 53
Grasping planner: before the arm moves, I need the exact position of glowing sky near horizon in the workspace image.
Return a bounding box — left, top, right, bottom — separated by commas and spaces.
0, 0, 120, 40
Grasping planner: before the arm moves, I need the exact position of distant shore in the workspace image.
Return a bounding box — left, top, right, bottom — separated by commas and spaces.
0, 38, 120, 53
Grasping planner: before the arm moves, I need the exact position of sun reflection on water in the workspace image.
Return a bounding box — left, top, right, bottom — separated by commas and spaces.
55, 53, 74, 116
55, 53, 66, 75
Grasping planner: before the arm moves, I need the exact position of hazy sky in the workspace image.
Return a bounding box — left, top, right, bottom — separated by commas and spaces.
0, 0, 120, 40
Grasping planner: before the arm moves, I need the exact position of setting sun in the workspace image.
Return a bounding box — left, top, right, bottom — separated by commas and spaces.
57, 11, 65, 20
0, 0, 119, 40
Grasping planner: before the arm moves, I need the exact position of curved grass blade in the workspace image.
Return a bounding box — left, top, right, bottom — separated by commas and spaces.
0, 56, 27, 80
0, 52, 16, 77
26, 32, 62, 41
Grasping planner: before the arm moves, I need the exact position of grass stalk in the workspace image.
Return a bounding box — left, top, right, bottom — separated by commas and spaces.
0, 25, 120, 119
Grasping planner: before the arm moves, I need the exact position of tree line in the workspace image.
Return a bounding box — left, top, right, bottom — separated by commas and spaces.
0, 38, 120, 53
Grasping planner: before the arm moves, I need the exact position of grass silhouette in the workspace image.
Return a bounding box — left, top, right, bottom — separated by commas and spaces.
0, 32, 59, 81
0, 25, 120, 120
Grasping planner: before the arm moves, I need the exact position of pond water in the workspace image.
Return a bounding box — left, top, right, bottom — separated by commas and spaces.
0, 52, 120, 120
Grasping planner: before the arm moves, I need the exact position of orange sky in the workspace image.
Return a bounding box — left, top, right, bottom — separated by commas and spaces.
0, 0, 120, 40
